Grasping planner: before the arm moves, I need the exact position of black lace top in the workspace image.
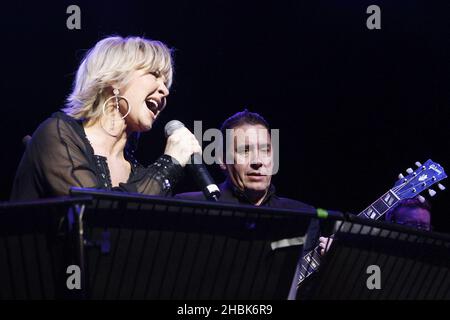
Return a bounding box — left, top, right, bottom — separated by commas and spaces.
10, 112, 183, 200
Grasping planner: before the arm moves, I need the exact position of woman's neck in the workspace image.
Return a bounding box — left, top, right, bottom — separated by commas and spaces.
83, 117, 129, 159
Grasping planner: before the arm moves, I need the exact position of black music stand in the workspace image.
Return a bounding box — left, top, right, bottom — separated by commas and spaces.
70, 188, 318, 300
0, 196, 92, 299
299, 218, 450, 300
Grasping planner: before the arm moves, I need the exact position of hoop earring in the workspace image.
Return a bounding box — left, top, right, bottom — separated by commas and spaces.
102, 88, 131, 119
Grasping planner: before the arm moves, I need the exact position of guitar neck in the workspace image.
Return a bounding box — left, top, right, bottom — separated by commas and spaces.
357, 189, 400, 220
297, 189, 401, 285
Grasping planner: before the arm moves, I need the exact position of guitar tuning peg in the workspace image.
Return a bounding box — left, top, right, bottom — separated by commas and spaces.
415, 161, 422, 167
428, 189, 437, 197
406, 168, 413, 174
417, 195, 426, 203
438, 183, 446, 191
398, 173, 404, 179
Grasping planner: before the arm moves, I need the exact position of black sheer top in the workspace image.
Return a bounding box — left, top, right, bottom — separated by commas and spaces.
11, 112, 183, 200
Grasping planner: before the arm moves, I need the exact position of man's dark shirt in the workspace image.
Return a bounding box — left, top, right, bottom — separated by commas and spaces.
176, 180, 314, 212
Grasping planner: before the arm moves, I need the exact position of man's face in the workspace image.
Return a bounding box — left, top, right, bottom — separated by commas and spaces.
395, 207, 431, 231
223, 123, 273, 194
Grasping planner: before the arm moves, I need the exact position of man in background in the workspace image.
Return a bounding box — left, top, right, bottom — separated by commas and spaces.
175, 109, 320, 299
385, 198, 432, 231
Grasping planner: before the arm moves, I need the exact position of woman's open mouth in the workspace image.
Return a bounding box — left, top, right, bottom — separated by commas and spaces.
145, 98, 160, 114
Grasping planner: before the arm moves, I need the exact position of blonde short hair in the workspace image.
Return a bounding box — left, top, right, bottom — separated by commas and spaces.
63, 35, 174, 120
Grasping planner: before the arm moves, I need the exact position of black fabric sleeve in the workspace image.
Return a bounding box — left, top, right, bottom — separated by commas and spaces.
11, 116, 183, 200
11, 117, 100, 200
118, 154, 183, 196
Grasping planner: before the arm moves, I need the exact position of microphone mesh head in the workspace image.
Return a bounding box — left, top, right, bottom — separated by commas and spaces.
164, 120, 185, 137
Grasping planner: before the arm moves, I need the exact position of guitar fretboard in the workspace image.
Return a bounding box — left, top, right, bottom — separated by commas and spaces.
297, 190, 400, 286
360, 190, 399, 220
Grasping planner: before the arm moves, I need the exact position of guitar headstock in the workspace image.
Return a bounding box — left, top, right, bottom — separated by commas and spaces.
393, 159, 447, 202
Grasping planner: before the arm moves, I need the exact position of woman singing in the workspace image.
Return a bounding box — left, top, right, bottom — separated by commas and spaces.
11, 36, 201, 200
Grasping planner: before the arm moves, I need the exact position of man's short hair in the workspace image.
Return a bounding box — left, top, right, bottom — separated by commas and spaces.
385, 198, 431, 222
220, 109, 270, 136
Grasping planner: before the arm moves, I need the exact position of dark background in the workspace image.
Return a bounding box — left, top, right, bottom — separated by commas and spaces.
1, 1, 449, 231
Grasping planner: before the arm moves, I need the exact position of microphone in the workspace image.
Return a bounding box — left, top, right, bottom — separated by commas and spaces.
22, 135, 32, 147
164, 120, 221, 201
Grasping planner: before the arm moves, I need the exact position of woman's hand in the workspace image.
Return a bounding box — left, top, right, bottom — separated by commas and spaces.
318, 237, 333, 256
164, 127, 202, 167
